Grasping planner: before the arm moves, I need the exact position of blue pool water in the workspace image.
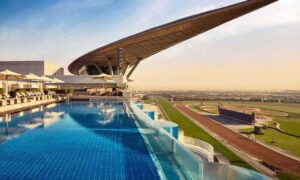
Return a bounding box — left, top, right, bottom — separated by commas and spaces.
0, 101, 160, 179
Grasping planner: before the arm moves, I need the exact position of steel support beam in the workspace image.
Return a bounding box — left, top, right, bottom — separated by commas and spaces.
126, 59, 141, 79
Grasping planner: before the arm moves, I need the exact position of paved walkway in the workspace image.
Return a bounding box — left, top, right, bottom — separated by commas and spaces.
176, 104, 300, 176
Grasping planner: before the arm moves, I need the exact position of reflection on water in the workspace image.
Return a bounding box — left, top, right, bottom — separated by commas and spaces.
0, 100, 124, 143
97, 101, 116, 125
0, 105, 65, 143
34, 111, 64, 128
0, 100, 160, 179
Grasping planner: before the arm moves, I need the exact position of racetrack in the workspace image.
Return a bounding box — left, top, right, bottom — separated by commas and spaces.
176, 104, 300, 176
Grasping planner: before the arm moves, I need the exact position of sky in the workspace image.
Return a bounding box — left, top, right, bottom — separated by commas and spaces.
0, 0, 299, 91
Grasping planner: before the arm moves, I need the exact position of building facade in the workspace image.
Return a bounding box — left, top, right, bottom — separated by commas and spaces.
0, 61, 64, 76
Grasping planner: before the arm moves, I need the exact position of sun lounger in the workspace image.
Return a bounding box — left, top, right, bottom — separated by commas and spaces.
41, 92, 50, 99
35, 92, 44, 100
38, 92, 45, 100
20, 92, 31, 99
16, 92, 28, 103
0, 95, 7, 106
47, 92, 53, 99
33, 92, 41, 101
26, 92, 38, 101
5, 93, 21, 104
2, 93, 17, 105
20, 92, 25, 96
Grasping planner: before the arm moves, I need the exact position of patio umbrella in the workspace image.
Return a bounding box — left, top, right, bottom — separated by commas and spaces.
40, 76, 53, 83
24, 73, 43, 91
93, 73, 113, 92
0, 69, 24, 93
40, 76, 54, 90
24, 73, 42, 81
51, 78, 64, 89
51, 78, 64, 83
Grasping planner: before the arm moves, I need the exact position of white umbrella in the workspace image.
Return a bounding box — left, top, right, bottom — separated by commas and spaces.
93, 73, 113, 92
24, 73, 42, 81
0, 69, 24, 93
51, 78, 64, 83
40, 76, 53, 83
24, 73, 43, 91
50, 78, 64, 89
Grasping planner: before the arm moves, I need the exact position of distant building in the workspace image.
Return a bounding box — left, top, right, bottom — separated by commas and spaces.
0, 60, 64, 76
0, 60, 121, 89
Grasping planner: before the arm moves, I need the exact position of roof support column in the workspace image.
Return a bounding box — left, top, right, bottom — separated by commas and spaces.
94, 64, 103, 74
107, 57, 113, 75
116, 48, 124, 75
121, 63, 129, 75
127, 58, 141, 79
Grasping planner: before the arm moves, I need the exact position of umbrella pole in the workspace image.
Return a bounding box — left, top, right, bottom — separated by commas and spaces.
6, 76, 8, 94
103, 80, 105, 95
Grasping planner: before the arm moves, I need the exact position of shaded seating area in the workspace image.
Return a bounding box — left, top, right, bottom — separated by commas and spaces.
0, 69, 67, 109
0, 88, 63, 107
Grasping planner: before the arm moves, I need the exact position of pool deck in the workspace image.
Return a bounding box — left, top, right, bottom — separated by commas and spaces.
0, 95, 128, 115
176, 104, 300, 177
0, 97, 66, 116
71, 95, 128, 101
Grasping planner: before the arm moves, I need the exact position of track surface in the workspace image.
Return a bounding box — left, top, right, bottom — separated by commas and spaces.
176, 104, 300, 176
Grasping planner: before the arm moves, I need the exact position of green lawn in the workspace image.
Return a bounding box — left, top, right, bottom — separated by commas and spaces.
199, 101, 300, 114
190, 100, 300, 158
273, 116, 300, 137
189, 104, 218, 114
190, 101, 300, 137
240, 128, 300, 158
276, 172, 300, 180
156, 97, 253, 169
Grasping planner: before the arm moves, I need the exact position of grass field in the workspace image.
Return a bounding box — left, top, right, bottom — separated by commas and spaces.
240, 128, 300, 157
276, 172, 300, 180
189, 101, 300, 136
187, 101, 300, 112
273, 116, 300, 137
156, 97, 253, 170
187, 100, 300, 159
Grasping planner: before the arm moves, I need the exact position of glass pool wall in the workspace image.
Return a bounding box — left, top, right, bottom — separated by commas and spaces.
127, 101, 271, 180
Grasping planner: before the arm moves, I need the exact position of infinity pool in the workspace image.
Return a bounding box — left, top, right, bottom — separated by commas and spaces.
0, 100, 160, 179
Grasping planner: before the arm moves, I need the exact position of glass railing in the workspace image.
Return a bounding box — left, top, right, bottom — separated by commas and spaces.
126, 101, 271, 180
183, 136, 214, 162
126, 101, 202, 179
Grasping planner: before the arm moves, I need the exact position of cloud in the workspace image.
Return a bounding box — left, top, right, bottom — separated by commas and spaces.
198, 0, 300, 41
146, 0, 300, 58
1, 0, 300, 86
51, 0, 113, 12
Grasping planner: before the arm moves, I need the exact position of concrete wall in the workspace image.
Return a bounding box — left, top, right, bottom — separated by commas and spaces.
0, 61, 44, 76
0, 61, 64, 76
44, 61, 64, 76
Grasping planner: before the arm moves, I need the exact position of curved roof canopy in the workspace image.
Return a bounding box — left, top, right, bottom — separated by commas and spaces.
68, 0, 277, 75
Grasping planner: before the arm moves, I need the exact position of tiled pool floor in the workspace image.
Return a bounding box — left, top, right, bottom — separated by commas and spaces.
0, 101, 160, 180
